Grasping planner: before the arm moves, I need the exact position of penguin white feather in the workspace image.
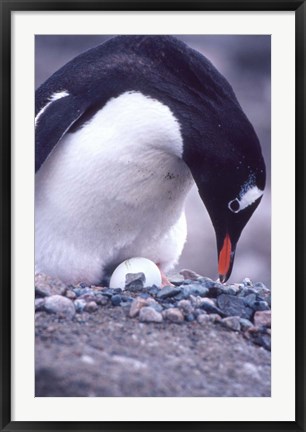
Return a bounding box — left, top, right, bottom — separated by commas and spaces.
35, 91, 194, 284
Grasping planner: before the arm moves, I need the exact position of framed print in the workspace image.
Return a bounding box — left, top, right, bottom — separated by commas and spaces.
1, 1, 305, 431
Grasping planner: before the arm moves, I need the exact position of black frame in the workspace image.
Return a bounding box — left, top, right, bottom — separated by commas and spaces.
1, 0, 305, 431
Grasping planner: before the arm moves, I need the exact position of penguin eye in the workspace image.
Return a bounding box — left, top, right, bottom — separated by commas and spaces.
228, 199, 240, 213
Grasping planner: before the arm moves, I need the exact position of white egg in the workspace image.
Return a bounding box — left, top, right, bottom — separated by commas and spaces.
109, 257, 162, 289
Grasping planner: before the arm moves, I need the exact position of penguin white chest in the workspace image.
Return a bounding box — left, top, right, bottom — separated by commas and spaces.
35, 91, 194, 283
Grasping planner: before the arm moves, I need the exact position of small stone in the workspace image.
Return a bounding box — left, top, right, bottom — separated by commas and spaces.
209, 313, 222, 323
200, 298, 224, 316
78, 294, 97, 303
168, 273, 184, 286
73, 287, 94, 297
207, 285, 224, 298
177, 299, 193, 315
222, 284, 242, 296
240, 318, 254, 331
198, 276, 216, 288
253, 282, 270, 295
84, 301, 98, 313
35, 273, 67, 297
146, 298, 163, 312
186, 313, 195, 322
35, 298, 45, 311
44, 295, 75, 319
254, 310, 271, 328
111, 294, 122, 306
189, 285, 209, 297
139, 307, 163, 323
147, 285, 159, 295
217, 294, 253, 320
125, 272, 145, 290
179, 269, 203, 281
243, 293, 257, 308
74, 299, 87, 313
156, 286, 181, 299
120, 296, 133, 303
222, 316, 241, 331
162, 308, 184, 323
190, 295, 204, 307
94, 294, 108, 306
197, 314, 211, 325
100, 289, 115, 298
129, 297, 148, 318
65, 290, 77, 300
242, 277, 253, 287
252, 301, 270, 311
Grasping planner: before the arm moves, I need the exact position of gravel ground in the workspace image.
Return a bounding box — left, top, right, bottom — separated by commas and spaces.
35, 271, 271, 397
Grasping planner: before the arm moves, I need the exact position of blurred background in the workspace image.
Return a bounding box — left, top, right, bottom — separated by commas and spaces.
35, 35, 271, 287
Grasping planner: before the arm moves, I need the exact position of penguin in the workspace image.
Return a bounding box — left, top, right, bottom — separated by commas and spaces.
35, 35, 266, 285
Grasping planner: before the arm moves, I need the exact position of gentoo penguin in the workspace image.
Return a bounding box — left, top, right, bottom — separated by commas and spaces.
35, 35, 266, 285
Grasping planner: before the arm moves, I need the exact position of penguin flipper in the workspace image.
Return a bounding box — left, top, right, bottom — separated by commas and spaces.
35, 95, 88, 172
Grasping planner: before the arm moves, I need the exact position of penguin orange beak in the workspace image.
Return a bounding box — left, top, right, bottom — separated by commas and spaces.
218, 233, 235, 283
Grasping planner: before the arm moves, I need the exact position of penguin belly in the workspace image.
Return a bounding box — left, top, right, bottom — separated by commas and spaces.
35, 91, 194, 284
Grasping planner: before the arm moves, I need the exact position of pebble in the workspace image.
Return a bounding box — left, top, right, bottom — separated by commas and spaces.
94, 294, 109, 306
254, 310, 271, 328
197, 314, 211, 325
35, 298, 45, 311
129, 297, 148, 318
162, 308, 184, 323
65, 290, 77, 300
239, 318, 254, 332
207, 285, 224, 298
227, 284, 242, 295
147, 302, 163, 313
157, 286, 181, 299
242, 277, 253, 287
200, 298, 224, 316
243, 293, 257, 308
84, 301, 98, 313
221, 316, 241, 331
125, 272, 145, 290
180, 269, 202, 281
177, 299, 193, 315
217, 294, 253, 320
208, 314, 222, 323
147, 286, 159, 296
78, 294, 97, 303
74, 299, 87, 313
139, 307, 163, 323
252, 301, 270, 311
198, 277, 216, 288
73, 287, 94, 297
168, 273, 185, 285
35, 273, 67, 297
111, 295, 122, 306
189, 285, 209, 297
44, 295, 75, 319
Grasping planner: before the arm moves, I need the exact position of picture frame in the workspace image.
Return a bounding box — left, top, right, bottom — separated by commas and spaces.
1, 0, 305, 431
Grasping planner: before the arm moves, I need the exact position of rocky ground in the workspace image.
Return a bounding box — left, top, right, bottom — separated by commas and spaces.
35, 270, 271, 397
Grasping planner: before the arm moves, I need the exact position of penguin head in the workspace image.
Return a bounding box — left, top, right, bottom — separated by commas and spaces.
183, 109, 266, 283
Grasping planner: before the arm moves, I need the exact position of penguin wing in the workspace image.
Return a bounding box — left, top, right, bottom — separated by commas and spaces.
35, 93, 89, 172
